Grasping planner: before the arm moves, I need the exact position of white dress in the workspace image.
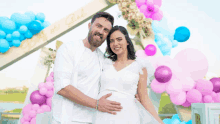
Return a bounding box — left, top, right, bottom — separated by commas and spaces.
92, 57, 160, 124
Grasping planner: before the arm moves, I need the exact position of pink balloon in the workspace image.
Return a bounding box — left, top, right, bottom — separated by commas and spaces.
145, 44, 157, 56
203, 95, 213, 103
38, 82, 45, 89
29, 110, 37, 118
195, 79, 213, 96
211, 92, 217, 98
135, 50, 148, 58
41, 105, 51, 112
31, 104, 40, 111
46, 90, 54, 98
37, 108, 44, 114
136, 0, 146, 7
22, 104, 32, 115
181, 100, 191, 107
144, 10, 152, 18
46, 76, 54, 82
23, 114, 31, 121
150, 79, 167, 93
170, 91, 186, 105
39, 87, 48, 95
166, 79, 182, 95
213, 93, 220, 103
23, 122, 30, 124
45, 82, 54, 90
30, 117, 36, 124
174, 48, 209, 80
50, 72, 54, 77
151, 10, 163, 21
46, 97, 52, 107
20, 117, 25, 123
146, 0, 154, 6
139, 5, 147, 13
186, 89, 202, 103
181, 77, 196, 92
152, 0, 162, 7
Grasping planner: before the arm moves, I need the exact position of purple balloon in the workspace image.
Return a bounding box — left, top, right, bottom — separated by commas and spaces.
30, 90, 47, 106
210, 78, 220, 93
154, 65, 172, 83
144, 44, 157, 56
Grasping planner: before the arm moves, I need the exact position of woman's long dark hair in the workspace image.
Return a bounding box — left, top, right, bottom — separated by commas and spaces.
104, 25, 136, 61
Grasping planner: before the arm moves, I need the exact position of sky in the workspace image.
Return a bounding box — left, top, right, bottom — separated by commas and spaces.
0, 0, 220, 89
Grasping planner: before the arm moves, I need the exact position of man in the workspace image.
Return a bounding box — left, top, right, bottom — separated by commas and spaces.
52, 12, 123, 124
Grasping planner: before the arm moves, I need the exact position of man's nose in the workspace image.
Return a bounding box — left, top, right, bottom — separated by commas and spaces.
98, 28, 104, 34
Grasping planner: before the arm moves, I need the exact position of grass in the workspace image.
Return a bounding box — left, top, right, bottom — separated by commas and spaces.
0, 93, 27, 103
2, 109, 22, 119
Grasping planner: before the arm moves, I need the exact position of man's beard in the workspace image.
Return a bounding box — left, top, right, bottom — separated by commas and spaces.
88, 30, 104, 47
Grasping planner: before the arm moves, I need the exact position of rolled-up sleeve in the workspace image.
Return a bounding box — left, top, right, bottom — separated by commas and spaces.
53, 43, 74, 94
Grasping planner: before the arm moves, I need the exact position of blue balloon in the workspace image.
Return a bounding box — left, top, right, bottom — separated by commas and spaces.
19, 25, 28, 34
25, 11, 36, 21
172, 114, 180, 120
163, 118, 172, 124
186, 120, 192, 124
172, 40, 178, 48
171, 118, 181, 124
36, 13, 45, 22
174, 26, 190, 42
42, 21, 50, 29
1, 20, 16, 34
24, 30, 33, 38
0, 30, 6, 39
12, 31, 21, 40
28, 21, 42, 35
0, 16, 9, 29
8, 41, 13, 47
19, 34, 26, 41
6, 34, 12, 41
11, 13, 32, 28
0, 39, 10, 53
12, 39, 21, 47
180, 121, 186, 124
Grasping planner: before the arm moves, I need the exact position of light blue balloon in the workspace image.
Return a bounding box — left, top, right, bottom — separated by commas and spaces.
8, 41, 13, 47
172, 114, 180, 120
6, 34, 13, 42
24, 30, 33, 38
0, 39, 10, 53
172, 40, 178, 48
12, 39, 21, 47
19, 25, 28, 34
11, 13, 32, 28
12, 31, 21, 40
0, 16, 9, 29
171, 118, 181, 124
42, 21, 50, 29
1, 20, 16, 34
25, 11, 36, 21
36, 13, 45, 22
180, 121, 186, 124
163, 118, 172, 124
19, 34, 26, 41
174, 26, 190, 42
0, 30, 6, 39
186, 120, 192, 124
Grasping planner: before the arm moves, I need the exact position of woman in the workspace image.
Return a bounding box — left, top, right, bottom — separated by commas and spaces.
93, 26, 164, 124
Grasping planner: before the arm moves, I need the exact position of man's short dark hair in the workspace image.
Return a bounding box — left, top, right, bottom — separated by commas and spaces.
91, 12, 114, 27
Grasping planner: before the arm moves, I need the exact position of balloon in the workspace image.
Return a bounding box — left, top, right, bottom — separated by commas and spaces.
31, 104, 40, 111
23, 121, 30, 124
172, 40, 178, 48
45, 82, 54, 90
135, 0, 146, 7
150, 79, 167, 93
24, 30, 33, 38
171, 114, 180, 120
174, 48, 209, 80
1, 19, 16, 34
46, 76, 54, 82
39, 87, 48, 95
41, 105, 51, 112
12, 31, 21, 40
171, 118, 181, 124
22, 104, 32, 115
29, 110, 37, 118
181, 77, 196, 92
170, 91, 186, 105
28, 21, 42, 35
23, 114, 31, 121
12, 39, 21, 47
20, 34, 26, 41
0, 16, 9, 29
50, 72, 54, 77
25, 11, 36, 21
0, 39, 10, 53
46, 97, 52, 107
6, 34, 12, 41
19, 25, 28, 34
211, 91, 217, 98
41, 21, 51, 29
151, 10, 163, 21
139, 5, 147, 13
213, 93, 220, 103
163, 118, 172, 124
180, 121, 187, 124
186, 89, 202, 103
11, 13, 32, 28
186, 120, 192, 124
195, 79, 213, 96
152, 0, 162, 7
36, 13, 45, 22
135, 50, 148, 58
0, 30, 6, 39
174, 26, 190, 42
210, 78, 220, 93
154, 65, 172, 83
38, 82, 45, 89
36, 108, 44, 114
145, 44, 157, 56
30, 90, 47, 105
181, 100, 191, 107
166, 79, 182, 95
46, 90, 54, 98
30, 117, 36, 124
20, 117, 25, 123
203, 95, 213, 103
